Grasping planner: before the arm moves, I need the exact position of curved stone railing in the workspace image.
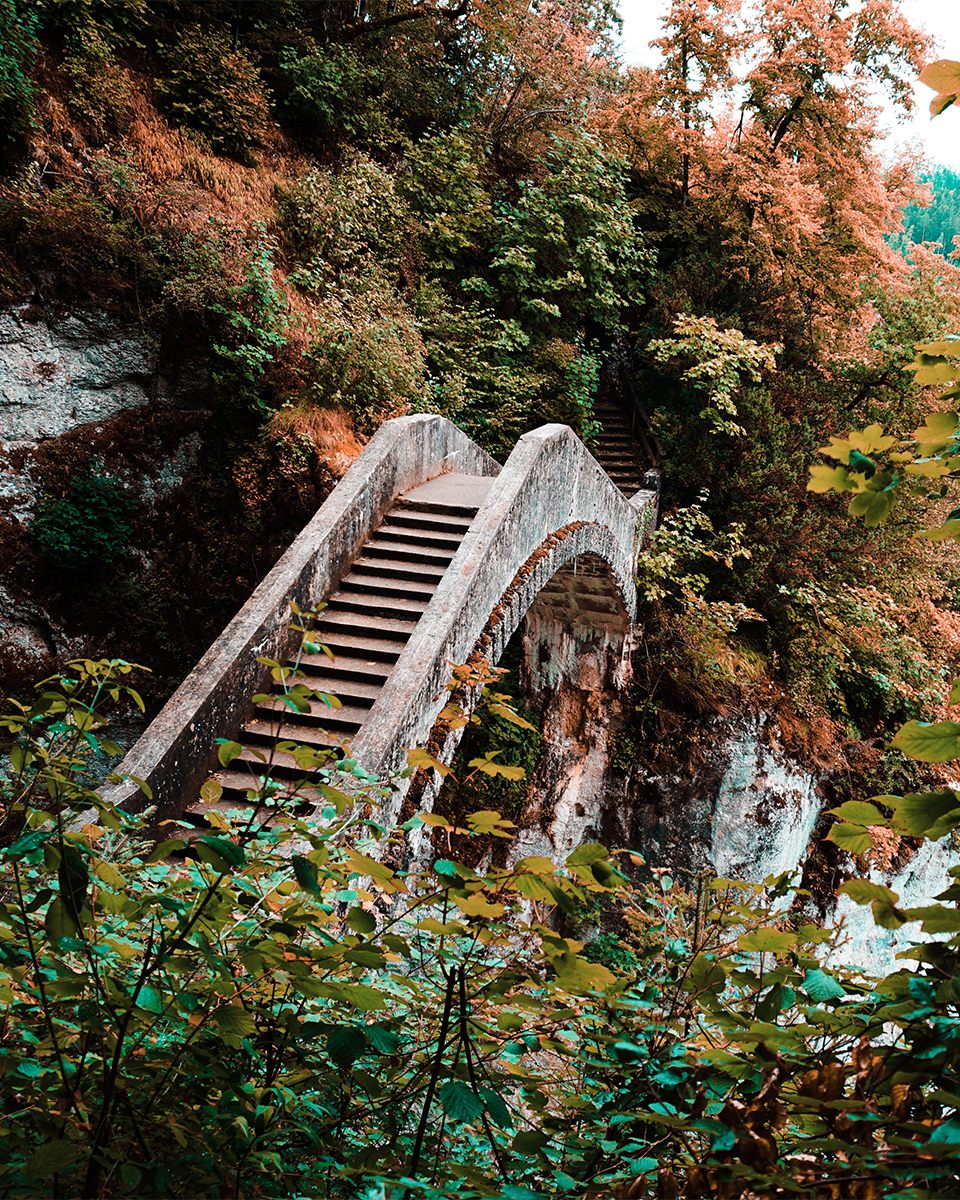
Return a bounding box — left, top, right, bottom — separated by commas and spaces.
104, 415, 499, 817
353, 423, 655, 792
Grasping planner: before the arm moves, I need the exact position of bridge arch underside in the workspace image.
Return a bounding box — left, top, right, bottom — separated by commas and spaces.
410, 529, 637, 817
475, 524, 635, 675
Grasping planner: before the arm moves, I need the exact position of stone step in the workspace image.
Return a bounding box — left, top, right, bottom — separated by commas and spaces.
288, 660, 392, 688
317, 609, 418, 639
376, 522, 464, 552
327, 589, 431, 621
311, 631, 406, 663
351, 557, 447, 584
339, 571, 438, 602
244, 713, 362, 745
395, 496, 480, 520
385, 509, 475, 535
363, 538, 456, 567
253, 696, 372, 728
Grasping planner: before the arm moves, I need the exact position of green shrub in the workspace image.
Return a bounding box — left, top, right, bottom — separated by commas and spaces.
0, 0, 37, 140
155, 25, 269, 163
276, 45, 394, 147
32, 469, 135, 570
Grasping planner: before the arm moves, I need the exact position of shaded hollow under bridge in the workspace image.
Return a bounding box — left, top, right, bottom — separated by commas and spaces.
106, 414, 659, 826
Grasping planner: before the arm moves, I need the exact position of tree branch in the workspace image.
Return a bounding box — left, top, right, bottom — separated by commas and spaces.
337, 0, 471, 43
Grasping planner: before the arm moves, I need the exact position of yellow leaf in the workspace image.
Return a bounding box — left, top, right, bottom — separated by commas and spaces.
807, 464, 854, 493
916, 519, 960, 542
454, 892, 506, 918
913, 409, 960, 452
918, 60, 960, 96
406, 747, 450, 776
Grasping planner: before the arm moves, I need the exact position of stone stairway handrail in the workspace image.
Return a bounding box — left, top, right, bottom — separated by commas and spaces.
103, 414, 500, 819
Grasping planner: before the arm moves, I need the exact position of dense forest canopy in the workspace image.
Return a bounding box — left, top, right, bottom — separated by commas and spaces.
2, 1, 960, 1197
898, 165, 960, 256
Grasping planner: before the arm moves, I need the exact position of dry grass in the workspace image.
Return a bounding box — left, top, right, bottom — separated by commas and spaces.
267, 405, 364, 476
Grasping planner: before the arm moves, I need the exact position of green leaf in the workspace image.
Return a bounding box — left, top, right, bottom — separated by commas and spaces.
214, 1007, 257, 1038
199, 834, 245, 867
551, 951, 616, 992
893, 720, 960, 763
346, 905, 376, 934
848, 485, 895, 527
439, 1080, 484, 1124
825, 822, 874, 854
93, 860, 127, 890
217, 740, 243, 768
737, 928, 796, 955
292, 854, 322, 897
683, 953, 727, 996
847, 448, 876, 477
802, 969, 845, 1001
905, 904, 960, 934
143, 838, 185, 863
45, 897, 79, 944
827, 801, 886, 826
480, 1085, 515, 1129
325, 1025, 367, 1068
927, 1117, 960, 1149
365, 1025, 401, 1054
872, 900, 906, 930
343, 984, 387, 1011
511, 1130, 549, 1155
839, 879, 899, 906
890, 791, 960, 838
566, 843, 609, 866
59, 845, 89, 921
24, 1140, 81, 1179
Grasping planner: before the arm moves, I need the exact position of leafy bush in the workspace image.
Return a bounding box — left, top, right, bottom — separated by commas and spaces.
31, 469, 135, 570
482, 134, 652, 339
4, 644, 960, 1197
0, 0, 36, 140
276, 45, 394, 147
155, 25, 269, 163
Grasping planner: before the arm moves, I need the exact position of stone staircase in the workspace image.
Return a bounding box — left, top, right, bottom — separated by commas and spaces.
591, 399, 654, 499
195, 474, 493, 813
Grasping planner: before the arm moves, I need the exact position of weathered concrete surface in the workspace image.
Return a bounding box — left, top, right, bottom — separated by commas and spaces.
354, 424, 657, 810
403, 474, 496, 508
102, 414, 499, 818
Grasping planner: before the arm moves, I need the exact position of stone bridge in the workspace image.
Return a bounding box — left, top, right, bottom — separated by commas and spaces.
105, 413, 658, 822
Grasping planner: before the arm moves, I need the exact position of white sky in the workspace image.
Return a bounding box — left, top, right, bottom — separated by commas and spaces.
617, 0, 960, 172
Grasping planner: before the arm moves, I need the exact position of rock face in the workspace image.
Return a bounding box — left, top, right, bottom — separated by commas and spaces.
507, 642, 956, 976
0, 305, 207, 447
0, 304, 215, 693
512, 694, 824, 883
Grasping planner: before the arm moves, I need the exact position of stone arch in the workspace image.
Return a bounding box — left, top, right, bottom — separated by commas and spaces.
354, 484, 646, 824
472, 526, 634, 674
